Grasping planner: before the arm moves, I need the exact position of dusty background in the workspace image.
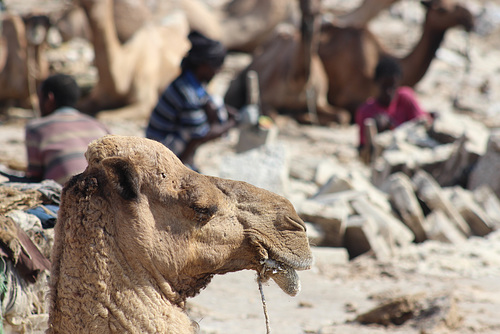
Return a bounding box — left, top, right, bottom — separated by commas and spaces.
1, 0, 500, 333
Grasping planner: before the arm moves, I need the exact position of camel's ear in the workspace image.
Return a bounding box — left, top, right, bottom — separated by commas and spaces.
101, 157, 140, 200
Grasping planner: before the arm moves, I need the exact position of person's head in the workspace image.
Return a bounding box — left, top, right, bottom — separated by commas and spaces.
374, 57, 402, 107
38, 74, 80, 116
181, 31, 227, 83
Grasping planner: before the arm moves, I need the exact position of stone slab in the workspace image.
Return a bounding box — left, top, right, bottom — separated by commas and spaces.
412, 170, 471, 237
381, 172, 427, 243
219, 142, 289, 196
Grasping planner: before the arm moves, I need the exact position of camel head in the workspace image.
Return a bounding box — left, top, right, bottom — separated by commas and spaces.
70, 135, 312, 301
421, 0, 474, 32
22, 14, 51, 46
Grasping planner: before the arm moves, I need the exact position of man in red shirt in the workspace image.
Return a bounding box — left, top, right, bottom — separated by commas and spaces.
355, 56, 430, 152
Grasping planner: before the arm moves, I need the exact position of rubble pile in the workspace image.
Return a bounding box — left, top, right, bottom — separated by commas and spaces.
300, 115, 500, 260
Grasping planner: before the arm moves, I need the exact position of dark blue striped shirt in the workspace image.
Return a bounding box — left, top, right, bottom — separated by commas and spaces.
146, 70, 211, 156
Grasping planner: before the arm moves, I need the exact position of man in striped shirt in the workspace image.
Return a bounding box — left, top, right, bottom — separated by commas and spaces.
146, 31, 237, 171
25, 74, 110, 185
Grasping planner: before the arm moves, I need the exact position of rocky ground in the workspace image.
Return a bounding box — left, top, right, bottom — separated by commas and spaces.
2, 0, 500, 333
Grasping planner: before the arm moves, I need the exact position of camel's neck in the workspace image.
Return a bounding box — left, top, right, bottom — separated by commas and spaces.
80, 0, 121, 92
291, 0, 321, 83
2, 16, 26, 64
48, 203, 196, 333
400, 20, 446, 87
0, 16, 27, 85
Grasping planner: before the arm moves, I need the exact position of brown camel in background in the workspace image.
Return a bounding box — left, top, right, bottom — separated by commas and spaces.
219, 0, 405, 53
227, 0, 473, 124
318, 0, 474, 117
0, 0, 191, 118
224, 0, 345, 125
76, 0, 190, 120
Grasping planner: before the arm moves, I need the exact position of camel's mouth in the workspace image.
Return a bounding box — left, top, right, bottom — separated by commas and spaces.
249, 229, 312, 296
258, 257, 311, 296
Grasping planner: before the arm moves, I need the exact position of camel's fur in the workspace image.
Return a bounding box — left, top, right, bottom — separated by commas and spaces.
76, 0, 190, 120
47, 135, 312, 333
318, 0, 474, 116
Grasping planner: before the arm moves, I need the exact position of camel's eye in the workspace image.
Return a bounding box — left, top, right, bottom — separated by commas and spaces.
192, 204, 218, 225
161, 173, 167, 179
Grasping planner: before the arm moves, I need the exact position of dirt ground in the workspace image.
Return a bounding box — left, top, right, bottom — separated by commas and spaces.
2, 0, 500, 333
187, 231, 500, 334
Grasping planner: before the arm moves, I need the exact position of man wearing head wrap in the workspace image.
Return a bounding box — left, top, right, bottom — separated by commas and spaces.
146, 31, 237, 171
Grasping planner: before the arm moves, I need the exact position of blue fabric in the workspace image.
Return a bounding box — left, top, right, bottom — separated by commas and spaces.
27, 205, 59, 229
184, 70, 209, 100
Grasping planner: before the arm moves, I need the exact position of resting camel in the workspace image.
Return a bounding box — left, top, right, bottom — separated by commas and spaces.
47, 135, 312, 333
0, 13, 50, 111
224, 0, 346, 125
218, 0, 403, 52
76, 0, 190, 120
318, 0, 474, 116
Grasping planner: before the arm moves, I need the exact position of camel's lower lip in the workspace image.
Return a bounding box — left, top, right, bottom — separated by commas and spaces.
259, 259, 303, 296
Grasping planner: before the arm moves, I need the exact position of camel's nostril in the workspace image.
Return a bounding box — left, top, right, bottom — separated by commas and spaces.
287, 216, 306, 232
